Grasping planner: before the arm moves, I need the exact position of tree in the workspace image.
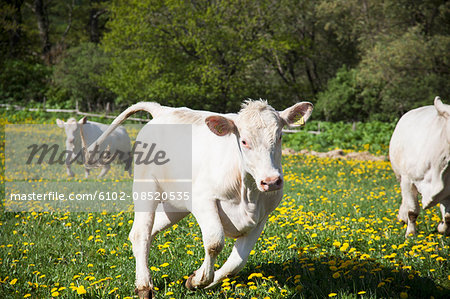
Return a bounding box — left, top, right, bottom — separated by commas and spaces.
357, 27, 450, 120
315, 66, 363, 121
50, 42, 116, 110
102, 0, 269, 112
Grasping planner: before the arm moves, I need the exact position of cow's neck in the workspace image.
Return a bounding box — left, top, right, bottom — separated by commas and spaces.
240, 172, 266, 222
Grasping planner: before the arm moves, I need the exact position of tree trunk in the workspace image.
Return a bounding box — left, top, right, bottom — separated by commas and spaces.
33, 0, 51, 63
88, 0, 107, 43
5, 0, 24, 57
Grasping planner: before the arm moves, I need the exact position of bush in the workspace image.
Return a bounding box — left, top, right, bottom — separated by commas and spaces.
283, 120, 397, 155
0, 58, 50, 103
315, 66, 363, 121
49, 42, 116, 111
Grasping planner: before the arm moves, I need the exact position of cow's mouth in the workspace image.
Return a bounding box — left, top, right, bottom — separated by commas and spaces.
259, 176, 283, 192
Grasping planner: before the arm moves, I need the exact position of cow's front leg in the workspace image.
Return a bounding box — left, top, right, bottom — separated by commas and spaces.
186, 202, 224, 290
437, 202, 450, 235
84, 167, 90, 178
206, 218, 267, 289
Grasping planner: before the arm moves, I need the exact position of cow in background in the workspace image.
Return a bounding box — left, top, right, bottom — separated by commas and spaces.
389, 96, 450, 237
56, 117, 132, 178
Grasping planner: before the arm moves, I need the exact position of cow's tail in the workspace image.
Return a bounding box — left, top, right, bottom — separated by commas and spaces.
81, 102, 162, 168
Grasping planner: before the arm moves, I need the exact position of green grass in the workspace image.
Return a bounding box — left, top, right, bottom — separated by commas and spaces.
1, 115, 449, 298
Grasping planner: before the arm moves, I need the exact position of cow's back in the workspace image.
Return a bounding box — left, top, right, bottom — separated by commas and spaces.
134, 110, 242, 209
78, 121, 131, 154
390, 106, 441, 176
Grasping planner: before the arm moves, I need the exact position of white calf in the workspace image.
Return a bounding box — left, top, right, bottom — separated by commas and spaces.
84, 100, 313, 298
389, 96, 450, 237
56, 117, 132, 178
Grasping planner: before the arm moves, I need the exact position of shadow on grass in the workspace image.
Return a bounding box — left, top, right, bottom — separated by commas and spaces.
235, 252, 450, 299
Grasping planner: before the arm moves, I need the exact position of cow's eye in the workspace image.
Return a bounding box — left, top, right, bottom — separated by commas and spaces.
241, 139, 249, 148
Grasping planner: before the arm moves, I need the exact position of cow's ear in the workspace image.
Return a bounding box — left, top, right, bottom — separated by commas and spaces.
79, 116, 87, 124
205, 116, 236, 136
280, 102, 313, 127
56, 119, 65, 128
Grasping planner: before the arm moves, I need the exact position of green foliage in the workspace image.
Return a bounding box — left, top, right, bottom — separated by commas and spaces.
357, 28, 450, 120
0, 58, 50, 103
101, 0, 263, 111
49, 42, 116, 110
1, 0, 449, 120
314, 0, 449, 121
315, 66, 363, 121
283, 121, 397, 155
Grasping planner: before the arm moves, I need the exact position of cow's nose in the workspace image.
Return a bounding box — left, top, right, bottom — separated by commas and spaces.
67, 137, 75, 143
260, 176, 283, 191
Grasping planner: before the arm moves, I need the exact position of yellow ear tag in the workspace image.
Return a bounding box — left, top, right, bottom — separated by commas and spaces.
293, 116, 305, 126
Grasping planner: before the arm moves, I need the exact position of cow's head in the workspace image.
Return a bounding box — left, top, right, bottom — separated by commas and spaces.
435, 96, 450, 144
206, 100, 313, 192
56, 117, 87, 149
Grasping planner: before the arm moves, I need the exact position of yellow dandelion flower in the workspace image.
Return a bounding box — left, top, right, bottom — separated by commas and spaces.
340, 243, 349, 252
76, 285, 87, 295
248, 273, 263, 280
108, 287, 118, 294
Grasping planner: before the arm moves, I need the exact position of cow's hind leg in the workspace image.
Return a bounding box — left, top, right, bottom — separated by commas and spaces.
437, 201, 450, 235
185, 201, 224, 290
66, 164, 75, 177
129, 185, 160, 299
98, 164, 111, 178
129, 211, 156, 299
151, 210, 190, 237
398, 177, 419, 237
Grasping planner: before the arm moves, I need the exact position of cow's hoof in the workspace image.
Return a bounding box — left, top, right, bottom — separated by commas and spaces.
437, 221, 450, 235
134, 286, 154, 299
405, 224, 417, 237
185, 273, 196, 291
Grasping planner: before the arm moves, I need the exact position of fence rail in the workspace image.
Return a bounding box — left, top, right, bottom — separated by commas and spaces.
0, 103, 150, 122
0, 103, 308, 133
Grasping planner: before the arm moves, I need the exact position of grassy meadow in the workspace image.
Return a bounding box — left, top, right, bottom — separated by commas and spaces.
0, 111, 449, 298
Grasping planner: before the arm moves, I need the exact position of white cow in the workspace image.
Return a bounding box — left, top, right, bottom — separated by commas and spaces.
389, 96, 450, 237
56, 117, 132, 178
83, 100, 313, 298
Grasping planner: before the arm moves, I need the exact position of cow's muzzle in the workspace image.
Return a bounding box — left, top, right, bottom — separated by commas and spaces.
260, 176, 283, 192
